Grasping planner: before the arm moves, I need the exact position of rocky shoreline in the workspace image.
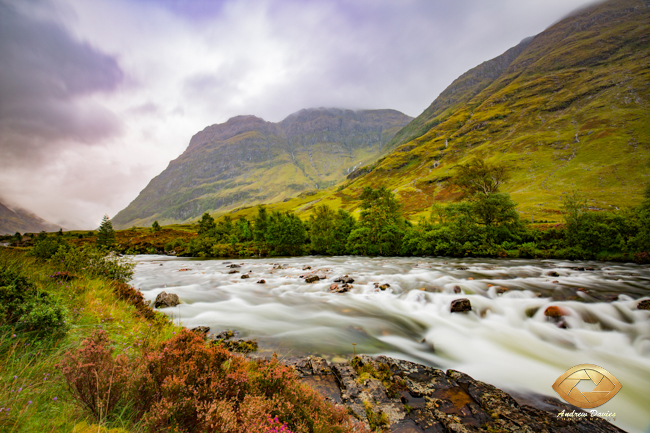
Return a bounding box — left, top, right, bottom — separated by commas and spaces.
280, 354, 626, 433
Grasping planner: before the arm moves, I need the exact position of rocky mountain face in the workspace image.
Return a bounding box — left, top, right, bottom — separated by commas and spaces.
0, 201, 61, 235
331, 0, 650, 220
113, 108, 411, 228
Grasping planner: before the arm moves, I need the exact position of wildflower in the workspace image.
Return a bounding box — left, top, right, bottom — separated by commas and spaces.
28, 401, 31, 404
13, 376, 16, 380
53, 397, 57, 401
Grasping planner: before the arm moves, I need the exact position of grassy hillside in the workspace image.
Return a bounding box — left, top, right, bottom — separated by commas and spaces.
275, 0, 649, 223
113, 109, 411, 229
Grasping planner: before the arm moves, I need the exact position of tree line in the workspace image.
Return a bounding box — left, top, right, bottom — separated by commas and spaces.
163, 159, 650, 262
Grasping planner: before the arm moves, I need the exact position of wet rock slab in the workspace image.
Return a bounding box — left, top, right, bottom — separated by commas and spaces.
283, 355, 625, 432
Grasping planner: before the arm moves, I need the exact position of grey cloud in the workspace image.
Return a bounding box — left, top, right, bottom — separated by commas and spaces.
0, 0, 123, 164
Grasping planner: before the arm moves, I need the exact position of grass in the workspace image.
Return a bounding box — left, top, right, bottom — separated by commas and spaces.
0, 248, 182, 431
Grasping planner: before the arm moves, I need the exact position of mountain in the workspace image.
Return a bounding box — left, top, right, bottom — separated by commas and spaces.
113, 108, 412, 228
0, 201, 61, 235
322, 0, 650, 221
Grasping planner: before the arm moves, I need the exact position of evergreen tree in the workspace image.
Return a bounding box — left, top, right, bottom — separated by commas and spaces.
151, 220, 161, 232
96, 215, 115, 249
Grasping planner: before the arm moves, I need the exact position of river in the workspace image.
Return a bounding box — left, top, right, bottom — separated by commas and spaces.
130, 255, 650, 432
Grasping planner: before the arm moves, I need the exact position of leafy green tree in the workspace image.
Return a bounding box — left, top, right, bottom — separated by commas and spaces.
451, 158, 509, 199
235, 217, 253, 242
347, 186, 405, 256
253, 205, 269, 243
151, 220, 161, 232
309, 205, 356, 255
197, 212, 216, 236
57, 228, 63, 236
473, 192, 519, 227
96, 215, 116, 249
265, 211, 307, 255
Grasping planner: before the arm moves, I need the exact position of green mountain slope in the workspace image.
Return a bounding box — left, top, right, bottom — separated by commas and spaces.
0, 201, 61, 235
113, 108, 412, 228
322, 0, 649, 222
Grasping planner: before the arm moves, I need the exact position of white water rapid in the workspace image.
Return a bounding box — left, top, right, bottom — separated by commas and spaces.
130, 255, 650, 432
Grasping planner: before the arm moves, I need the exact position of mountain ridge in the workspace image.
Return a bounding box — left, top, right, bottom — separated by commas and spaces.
113, 108, 412, 228
0, 201, 62, 235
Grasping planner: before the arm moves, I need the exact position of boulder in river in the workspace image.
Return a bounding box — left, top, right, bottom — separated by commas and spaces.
257, 279, 266, 284
305, 275, 320, 283
154, 291, 180, 308
544, 306, 567, 318
302, 265, 312, 270
547, 271, 560, 277
329, 283, 350, 293
241, 274, 250, 279
228, 269, 239, 274
638, 299, 650, 310
228, 264, 241, 268
373, 282, 390, 290
453, 285, 461, 293
450, 298, 471, 313
334, 275, 354, 284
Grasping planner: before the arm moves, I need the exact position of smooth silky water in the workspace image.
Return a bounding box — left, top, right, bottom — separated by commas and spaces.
130, 255, 650, 432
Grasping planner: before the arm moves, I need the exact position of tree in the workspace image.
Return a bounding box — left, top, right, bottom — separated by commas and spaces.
253, 205, 269, 243
57, 228, 63, 236
265, 211, 306, 255
451, 158, 509, 199
197, 212, 216, 236
96, 215, 115, 249
309, 205, 356, 255
151, 221, 161, 232
472, 192, 519, 227
347, 186, 405, 256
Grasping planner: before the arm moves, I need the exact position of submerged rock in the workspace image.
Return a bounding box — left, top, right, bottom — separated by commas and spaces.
638, 299, 650, 310
305, 275, 320, 283
547, 271, 560, 277
228, 269, 239, 274
154, 291, 180, 308
241, 274, 250, 279
329, 283, 350, 293
450, 298, 471, 313
257, 279, 266, 284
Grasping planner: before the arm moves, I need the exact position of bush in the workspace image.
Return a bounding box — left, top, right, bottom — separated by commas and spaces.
0, 263, 69, 336
49, 244, 135, 283
60, 330, 130, 421
29, 235, 69, 259
62, 330, 367, 432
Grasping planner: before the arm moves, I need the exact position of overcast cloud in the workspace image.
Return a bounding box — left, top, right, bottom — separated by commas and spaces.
0, 0, 597, 229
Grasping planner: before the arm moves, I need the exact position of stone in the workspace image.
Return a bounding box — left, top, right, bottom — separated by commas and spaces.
547, 271, 560, 277
179, 268, 191, 271
228, 269, 239, 274
305, 275, 320, 283
303, 265, 312, 270
334, 275, 354, 284
154, 291, 180, 308
544, 306, 567, 318
638, 299, 650, 310
330, 283, 350, 293
257, 279, 266, 284
191, 326, 210, 335
453, 285, 461, 294
450, 298, 471, 313
240, 274, 250, 279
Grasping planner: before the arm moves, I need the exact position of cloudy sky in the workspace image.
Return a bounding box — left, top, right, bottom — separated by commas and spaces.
0, 0, 597, 229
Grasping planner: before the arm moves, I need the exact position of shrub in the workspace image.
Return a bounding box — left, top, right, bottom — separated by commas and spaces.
0, 264, 69, 336
49, 244, 135, 283
60, 330, 130, 421
29, 235, 69, 259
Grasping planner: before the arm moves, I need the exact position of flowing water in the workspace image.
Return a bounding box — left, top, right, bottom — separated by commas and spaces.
130, 255, 650, 432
